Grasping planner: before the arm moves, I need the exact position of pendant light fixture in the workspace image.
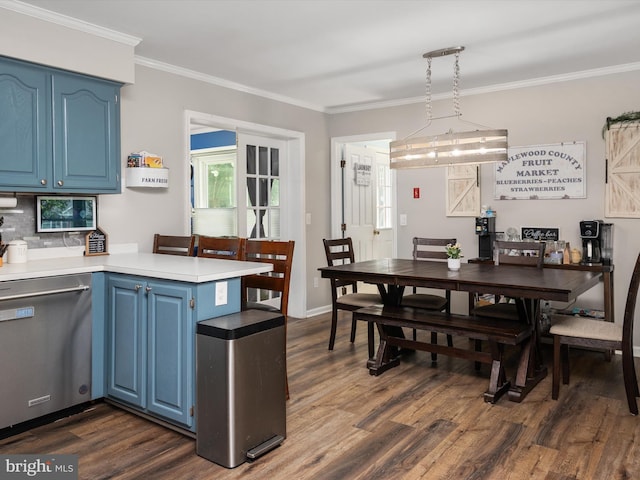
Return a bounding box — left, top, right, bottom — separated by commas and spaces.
390, 46, 508, 169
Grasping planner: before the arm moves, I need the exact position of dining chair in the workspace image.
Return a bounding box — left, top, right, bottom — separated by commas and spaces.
241, 239, 295, 400
469, 240, 546, 370
471, 240, 546, 320
322, 238, 382, 356
550, 252, 640, 415
152, 234, 196, 256
401, 237, 456, 363
242, 239, 295, 316
197, 236, 245, 260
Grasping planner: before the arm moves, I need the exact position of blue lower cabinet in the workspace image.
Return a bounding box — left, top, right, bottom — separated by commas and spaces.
146, 282, 192, 426
106, 275, 146, 408
106, 274, 195, 430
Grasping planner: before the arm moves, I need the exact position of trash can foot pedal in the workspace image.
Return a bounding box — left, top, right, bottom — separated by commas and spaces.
246, 435, 285, 460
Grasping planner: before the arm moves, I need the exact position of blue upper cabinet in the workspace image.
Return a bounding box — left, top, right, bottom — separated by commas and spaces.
0, 56, 121, 193
52, 72, 120, 192
0, 59, 51, 189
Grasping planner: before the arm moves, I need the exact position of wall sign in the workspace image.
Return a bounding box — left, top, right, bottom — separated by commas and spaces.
353, 162, 371, 186
85, 227, 109, 256
494, 142, 586, 200
521, 227, 559, 241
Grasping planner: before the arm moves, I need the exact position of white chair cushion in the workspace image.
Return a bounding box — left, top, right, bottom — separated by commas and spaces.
549, 314, 622, 342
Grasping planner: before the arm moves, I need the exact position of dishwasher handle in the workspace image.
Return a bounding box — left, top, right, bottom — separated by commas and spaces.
0, 284, 90, 302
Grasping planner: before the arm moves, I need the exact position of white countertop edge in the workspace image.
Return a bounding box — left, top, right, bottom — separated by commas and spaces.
0, 251, 272, 283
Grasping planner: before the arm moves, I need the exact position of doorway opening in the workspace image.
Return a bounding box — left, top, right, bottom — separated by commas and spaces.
185, 111, 306, 318
330, 132, 397, 264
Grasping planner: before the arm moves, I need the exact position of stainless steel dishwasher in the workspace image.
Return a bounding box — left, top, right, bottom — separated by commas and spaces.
0, 273, 92, 429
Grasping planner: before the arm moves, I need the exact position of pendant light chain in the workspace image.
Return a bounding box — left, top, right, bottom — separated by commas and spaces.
390, 45, 508, 169
425, 56, 432, 123
453, 51, 460, 117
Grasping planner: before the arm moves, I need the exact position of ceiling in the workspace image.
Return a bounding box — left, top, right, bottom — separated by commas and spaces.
9, 0, 640, 113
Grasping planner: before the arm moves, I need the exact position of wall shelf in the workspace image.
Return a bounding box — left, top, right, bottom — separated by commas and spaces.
125, 168, 169, 188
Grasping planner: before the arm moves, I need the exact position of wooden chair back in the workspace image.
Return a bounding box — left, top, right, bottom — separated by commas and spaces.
152, 234, 195, 256
197, 236, 245, 260
470, 240, 545, 317
322, 237, 360, 295
493, 240, 545, 267
242, 240, 295, 316
623, 253, 640, 352
412, 237, 456, 299
413, 237, 457, 261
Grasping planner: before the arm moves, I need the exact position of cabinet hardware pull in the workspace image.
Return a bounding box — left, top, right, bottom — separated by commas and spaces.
57, 180, 64, 186
40, 179, 47, 185
145, 286, 152, 293
134, 284, 142, 291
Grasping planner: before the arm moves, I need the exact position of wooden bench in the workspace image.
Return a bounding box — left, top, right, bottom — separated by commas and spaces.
353, 305, 534, 403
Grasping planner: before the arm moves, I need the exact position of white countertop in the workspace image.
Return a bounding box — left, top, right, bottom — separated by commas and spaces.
0, 252, 272, 283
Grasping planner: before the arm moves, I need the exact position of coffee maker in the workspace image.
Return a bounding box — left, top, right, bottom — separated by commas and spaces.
475, 217, 496, 260
580, 220, 613, 265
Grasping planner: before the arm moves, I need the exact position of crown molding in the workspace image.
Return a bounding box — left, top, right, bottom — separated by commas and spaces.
0, 0, 141, 46
135, 56, 326, 113
327, 61, 640, 114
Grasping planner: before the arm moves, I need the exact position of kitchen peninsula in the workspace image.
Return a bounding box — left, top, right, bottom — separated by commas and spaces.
0, 249, 272, 435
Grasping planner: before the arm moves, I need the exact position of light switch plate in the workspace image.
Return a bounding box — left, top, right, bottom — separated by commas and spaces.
215, 281, 228, 306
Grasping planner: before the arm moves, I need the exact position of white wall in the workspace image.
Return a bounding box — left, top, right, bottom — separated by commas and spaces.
0, 6, 136, 83
328, 70, 640, 343
97, 65, 329, 318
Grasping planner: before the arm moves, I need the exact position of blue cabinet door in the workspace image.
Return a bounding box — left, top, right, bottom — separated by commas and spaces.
0, 56, 120, 193
146, 281, 194, 427
0, 59, 50, 189
52, 73, 121, 192
106, 275, 146, 408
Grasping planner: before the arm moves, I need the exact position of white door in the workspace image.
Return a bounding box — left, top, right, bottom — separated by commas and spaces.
187, 111, 306, 319
372, 149, 394, 259
237, 133, 288, 309
343, 144, 393, 261
237, 133, 287, 239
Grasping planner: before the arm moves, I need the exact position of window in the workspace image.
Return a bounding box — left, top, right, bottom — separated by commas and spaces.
245, 144, 280, 239
376, 161, 392, 229
191, 148, 237, 236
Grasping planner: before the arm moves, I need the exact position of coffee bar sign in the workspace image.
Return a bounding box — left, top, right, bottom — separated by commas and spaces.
494, 142, 586, 200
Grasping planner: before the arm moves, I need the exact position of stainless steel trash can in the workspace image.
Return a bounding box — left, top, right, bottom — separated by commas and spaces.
196, 309, 286, 468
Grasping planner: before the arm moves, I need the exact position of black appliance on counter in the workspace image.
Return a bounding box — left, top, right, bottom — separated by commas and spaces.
579, 220, 613, 265
475, 217, 497, 260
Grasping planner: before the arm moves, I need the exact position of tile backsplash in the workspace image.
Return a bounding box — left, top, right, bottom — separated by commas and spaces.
0, 195, 85, 249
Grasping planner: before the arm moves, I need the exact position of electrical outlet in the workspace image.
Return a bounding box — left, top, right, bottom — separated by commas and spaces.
215, 281, 228, 306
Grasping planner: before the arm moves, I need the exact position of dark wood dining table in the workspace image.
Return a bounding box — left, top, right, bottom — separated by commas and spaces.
319, 258, 602, 402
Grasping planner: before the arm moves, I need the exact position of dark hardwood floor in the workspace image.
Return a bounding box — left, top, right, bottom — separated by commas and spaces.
2, 311, 640, 479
